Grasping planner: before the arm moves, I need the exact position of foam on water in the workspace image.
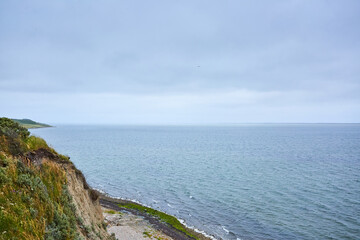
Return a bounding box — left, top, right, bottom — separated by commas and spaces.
178, 218, 219, 240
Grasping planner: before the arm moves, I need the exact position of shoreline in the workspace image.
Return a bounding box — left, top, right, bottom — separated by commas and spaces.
97, 191, 217, 240
102, 206, 174, 240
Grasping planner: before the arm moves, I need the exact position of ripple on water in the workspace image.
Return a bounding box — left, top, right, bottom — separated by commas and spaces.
30, 124, 360, 240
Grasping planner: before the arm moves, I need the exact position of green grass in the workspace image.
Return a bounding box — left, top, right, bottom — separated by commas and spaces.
117, 202, 198, 240
21, 123, 51, 129
0, 118, 81, 239
0, 156, 79, 240
143, 231, 152, 238
104, 209, 121, 215
25, 136, 70, 162
26, 135, 51, 150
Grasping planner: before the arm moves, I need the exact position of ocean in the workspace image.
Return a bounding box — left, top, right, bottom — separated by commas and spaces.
30, 124, 360, 240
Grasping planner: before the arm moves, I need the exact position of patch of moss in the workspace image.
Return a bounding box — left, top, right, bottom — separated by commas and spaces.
104, 209, 121, 215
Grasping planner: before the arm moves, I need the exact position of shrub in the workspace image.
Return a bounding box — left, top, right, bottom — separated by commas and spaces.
17, 160, 34, 175
0, 158, 80, 240
0, 154, 9, 167
0, 168, 10, 185
16, 173, 33, 187
29, 207, 38, 218
0, 117, 30, 140
0, 118, 29, 155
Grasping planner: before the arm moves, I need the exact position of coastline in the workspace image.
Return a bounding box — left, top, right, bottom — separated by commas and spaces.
102, 206, 174, 240
97, 191, 217, 240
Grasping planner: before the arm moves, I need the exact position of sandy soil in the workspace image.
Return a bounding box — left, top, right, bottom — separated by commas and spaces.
103, 207, 174, 240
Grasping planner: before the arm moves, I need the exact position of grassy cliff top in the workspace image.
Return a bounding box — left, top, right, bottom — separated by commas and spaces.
0, 118, 76, 239
12, 118, 52, 129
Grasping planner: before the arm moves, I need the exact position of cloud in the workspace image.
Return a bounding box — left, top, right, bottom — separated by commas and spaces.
1, 89, 359, 124
0, 0, 359, 123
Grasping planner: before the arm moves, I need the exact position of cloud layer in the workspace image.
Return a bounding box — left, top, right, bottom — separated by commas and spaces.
1, 0, 359, 123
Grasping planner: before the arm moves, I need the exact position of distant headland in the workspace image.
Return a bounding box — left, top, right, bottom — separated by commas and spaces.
12, 118, 52, 129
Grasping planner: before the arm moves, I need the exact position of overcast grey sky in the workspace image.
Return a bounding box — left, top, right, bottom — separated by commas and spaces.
1, 0, 359, 124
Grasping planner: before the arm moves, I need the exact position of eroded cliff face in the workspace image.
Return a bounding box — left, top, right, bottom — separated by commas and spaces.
27, 149, 112, 240
64, 162, 110, 240
0, 148, 112, 240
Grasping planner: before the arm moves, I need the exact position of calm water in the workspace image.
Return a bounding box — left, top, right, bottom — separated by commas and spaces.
31, 124, 360, 240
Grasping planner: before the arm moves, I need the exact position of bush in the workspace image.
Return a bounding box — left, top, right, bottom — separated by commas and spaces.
29, 207, 38, 218
16, 173, 33, 187
0, 118, 29, 155
0, 154, 9, 167
0, 118, 30, 140
0, 168, 10, 185
0, 158, 80, 240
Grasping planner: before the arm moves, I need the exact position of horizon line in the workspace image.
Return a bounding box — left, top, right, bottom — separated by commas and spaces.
36, 122, 360, 126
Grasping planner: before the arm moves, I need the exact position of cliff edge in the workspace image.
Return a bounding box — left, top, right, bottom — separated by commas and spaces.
0, 117, 112, 240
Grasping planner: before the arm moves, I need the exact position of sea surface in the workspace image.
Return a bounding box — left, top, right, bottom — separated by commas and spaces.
31, 124, 360, 240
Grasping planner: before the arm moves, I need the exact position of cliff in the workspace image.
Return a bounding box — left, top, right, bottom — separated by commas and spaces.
0, 117, 112, 240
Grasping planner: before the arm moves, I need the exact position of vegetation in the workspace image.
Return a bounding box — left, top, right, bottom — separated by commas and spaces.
1, 117, 198, 240
0, 118, 68, 161
104, 209, 120, 215
0, 118, 30, 156
12, 118, 52, 129
0, 118, 80, 240
143, 231, 152, 238
117, 202, 199, 240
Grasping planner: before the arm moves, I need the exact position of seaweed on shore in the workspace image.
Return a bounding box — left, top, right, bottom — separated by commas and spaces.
117, 202, 199, 240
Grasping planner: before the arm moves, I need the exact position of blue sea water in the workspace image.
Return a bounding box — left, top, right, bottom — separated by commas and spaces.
31, 124, 360, 240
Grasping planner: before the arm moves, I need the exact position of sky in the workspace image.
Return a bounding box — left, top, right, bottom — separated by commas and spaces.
0, 0, 359, 124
